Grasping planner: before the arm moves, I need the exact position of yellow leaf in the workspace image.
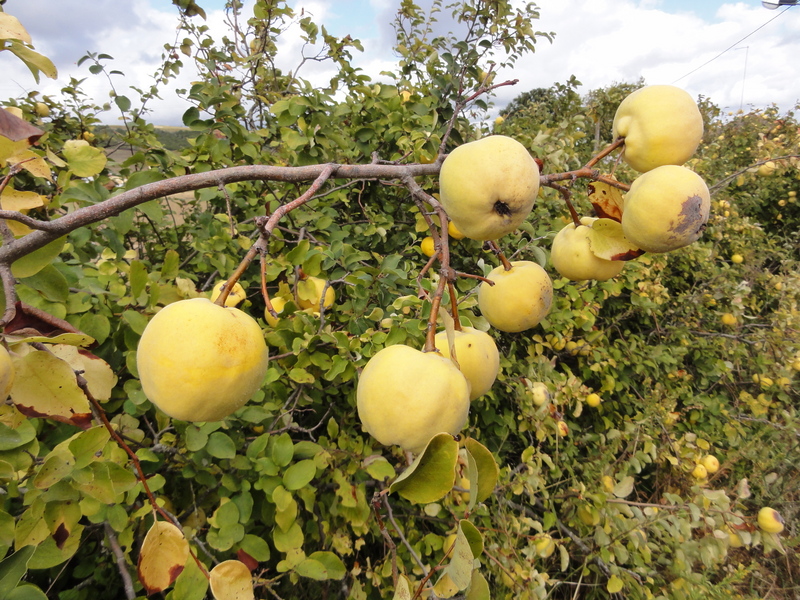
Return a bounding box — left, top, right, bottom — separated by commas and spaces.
210, 560, 255, 600
9, 350, 92, 429
137, 521, 190, 595
588, 179, 625, 222
586, 218, 644, 261
0, 135, 31, 163
7, 149, 51, 179
0, 187, 45, 212
49, 345, 118, 402
607, 574, 624, 594
0, 13, 32, 43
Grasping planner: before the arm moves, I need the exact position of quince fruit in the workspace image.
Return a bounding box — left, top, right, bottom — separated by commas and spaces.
758, 161, 777, 176
210, 280, 247, 307
447, 221, 465, 240
551, 217, 625, 281
526, 380, 550, 406
612, 85, 703, 173
264, 296, 289, 327
356, 344, 470, 453
439, 135, 540, 241
478, 261, 553, 332
534, 535, 555, 558
622, 165, 710, 253
137, 298, 269, 422
433, 327, 500, 400
701, 454, 720, 474
0, 345, 14, 398
420, 236, 436, 257
297, 276, 335, 311
586, 393, 602, 407
757, 507, 784, 534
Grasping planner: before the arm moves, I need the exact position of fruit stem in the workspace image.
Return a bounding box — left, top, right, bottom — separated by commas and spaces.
550, 182, 583, 228
424, 272, 448, 353
486, 241, 513, 271
259, 251, 280, 318
585, 137, 625, 169
448, 281, 463, 331
82, 376, 210, 578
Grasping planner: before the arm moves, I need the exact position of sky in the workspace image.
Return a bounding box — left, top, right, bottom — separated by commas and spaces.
1, 0, 798, 126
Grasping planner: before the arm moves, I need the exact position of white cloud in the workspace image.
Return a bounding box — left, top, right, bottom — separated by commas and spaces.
1, 0, 798, 125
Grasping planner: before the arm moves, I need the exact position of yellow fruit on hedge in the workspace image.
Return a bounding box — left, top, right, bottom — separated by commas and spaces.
556, 420, 569, 437
210, 280, 247, 307
447, 221, 465, 240
264, 296, 289, 327
0, 345, 14, 399
297, 276, 335, 311
731, 254, 744, 264
494, 116, 505, 126
586, 393, 602, 408
421, 236, 436, 257
551, 217, 625, 281
721, 313, 737, 326
356, 344, 470, 453
477, 261, 553, 332
601, 475, 615, 493
757, 507, 784, 534
622, 165, 710, 253
137, 298, 270, 422
700, 455, 720, 474
439, 135, 540, 241
757, 161, 777, 176
528, 381, 550, 406
691, 463, 707, 479
434, 327, 500, 400
612, 85, 703, 173
534, 535, 555, 558
34, 102, 50, 117
577, 505, 601, 527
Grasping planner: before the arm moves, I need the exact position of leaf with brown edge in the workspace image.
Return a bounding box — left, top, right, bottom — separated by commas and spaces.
4, 301, 83, 339
137, 521, 190, 596
588, 179, 626, 223
210, 560, 255, 600
236, 548, 258, 572
586, 219, 644, 262
9, 350, 92, 429
0, 108, 43, 144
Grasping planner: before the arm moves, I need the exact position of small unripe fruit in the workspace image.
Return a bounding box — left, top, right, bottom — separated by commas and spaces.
586, 393, 602, 407
556, 420, 569, 437
420, 236, 436, 257
700, 455, 720, 474
731, 254, 744, 264
691, 463, 707, 479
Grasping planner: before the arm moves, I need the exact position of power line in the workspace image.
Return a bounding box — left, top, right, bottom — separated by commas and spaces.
672, 6, 792, 84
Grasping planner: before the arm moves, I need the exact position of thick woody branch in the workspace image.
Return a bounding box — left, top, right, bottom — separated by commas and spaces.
0, 162, 439, 265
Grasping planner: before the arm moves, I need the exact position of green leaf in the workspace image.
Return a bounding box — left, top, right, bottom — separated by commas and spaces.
6, 583, 48, 600
170, 548, 209, 600
6, 41, 57, 82
390, 433, 459, 504
364, 456, 395, 481
239, 534, 271, 562
114, 95, 131, 112
8, 333, 94, 347
613, 476, 635, 498
0, 420, 36, 451
69, 426, 111, 469
295, 558, 328, 580
11, 237, 66, 279
62, 140, 107, 177
207, 432, 236, 459
283, 459, 316, 490
458, 520, 483, 559
465, 571, 490, 600
271, 433, 294, 467
129, 259, 148, 301
307, 551, 346, 580
464, 439, 498, 503
27, 523, 84, 569
19, 264, 68, 303
0, 546, 36, 597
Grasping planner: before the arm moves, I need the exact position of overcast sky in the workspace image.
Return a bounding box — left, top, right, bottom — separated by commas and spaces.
1, 0, 798, 125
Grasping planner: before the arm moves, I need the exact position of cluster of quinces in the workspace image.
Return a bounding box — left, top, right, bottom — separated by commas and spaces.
356, 84, 711, 453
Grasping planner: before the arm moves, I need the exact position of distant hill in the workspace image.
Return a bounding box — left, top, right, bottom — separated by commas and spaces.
98, 125, 194, 152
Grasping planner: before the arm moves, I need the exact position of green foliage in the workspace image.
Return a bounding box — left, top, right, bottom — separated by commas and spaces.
0, 1, 799, 600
